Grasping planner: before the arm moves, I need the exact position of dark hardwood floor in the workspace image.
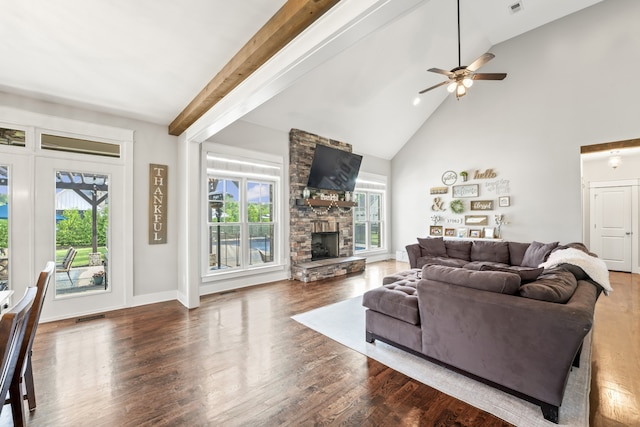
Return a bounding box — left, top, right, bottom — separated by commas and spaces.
0, 261, 637, 426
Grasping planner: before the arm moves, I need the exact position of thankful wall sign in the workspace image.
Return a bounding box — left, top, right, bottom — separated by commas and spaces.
149, 164, 168, 244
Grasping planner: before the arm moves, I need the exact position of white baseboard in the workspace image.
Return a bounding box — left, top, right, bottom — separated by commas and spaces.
132, 290, 179, 307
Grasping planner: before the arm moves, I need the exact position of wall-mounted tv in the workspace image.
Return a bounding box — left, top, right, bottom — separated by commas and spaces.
307, 144, 362, 192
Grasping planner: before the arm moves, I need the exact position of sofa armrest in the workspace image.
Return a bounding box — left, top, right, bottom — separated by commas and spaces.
417, 279, 596, 406
405, 244, 422, 268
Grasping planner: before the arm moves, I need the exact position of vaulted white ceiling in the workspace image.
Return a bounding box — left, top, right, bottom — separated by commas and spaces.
0, 0, 602, 159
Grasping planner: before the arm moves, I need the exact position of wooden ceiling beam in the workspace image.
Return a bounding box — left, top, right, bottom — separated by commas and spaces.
168, 0, 341, 136
580, 138, 640, 154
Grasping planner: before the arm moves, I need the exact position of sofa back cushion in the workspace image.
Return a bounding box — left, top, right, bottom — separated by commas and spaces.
422, 265, 521, 295
417, 237, 447, 257
508, 241, 530, 266
444, 240, 472, 261
470, 241, 510, 264
519, 267, 577, 303
521, 241, 559, 267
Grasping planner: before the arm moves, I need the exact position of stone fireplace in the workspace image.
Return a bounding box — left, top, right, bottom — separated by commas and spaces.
289, 129, 365, 282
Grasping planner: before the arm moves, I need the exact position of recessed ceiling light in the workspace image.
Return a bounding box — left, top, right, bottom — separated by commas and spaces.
413, 97, 421, 106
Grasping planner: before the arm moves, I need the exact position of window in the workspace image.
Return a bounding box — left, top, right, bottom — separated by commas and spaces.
0, 127, 26, 147
354, 191, 384, 252
354, 173, 387, 254
206, 151, 281, 275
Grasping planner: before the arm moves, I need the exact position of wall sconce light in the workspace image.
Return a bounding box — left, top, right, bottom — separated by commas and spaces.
608, 154, 622, 169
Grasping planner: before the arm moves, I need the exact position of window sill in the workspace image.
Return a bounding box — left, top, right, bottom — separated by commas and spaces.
201, 263, 287, 283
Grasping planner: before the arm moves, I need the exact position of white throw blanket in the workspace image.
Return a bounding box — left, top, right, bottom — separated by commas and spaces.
539, 248, 613, 295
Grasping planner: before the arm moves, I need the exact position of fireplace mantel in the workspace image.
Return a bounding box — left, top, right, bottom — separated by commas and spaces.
295, 198, 356, 208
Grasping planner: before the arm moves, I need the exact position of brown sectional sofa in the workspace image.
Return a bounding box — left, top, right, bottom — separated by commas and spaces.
363, 237, 605, 423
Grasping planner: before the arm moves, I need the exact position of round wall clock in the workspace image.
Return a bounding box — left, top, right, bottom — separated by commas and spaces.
441, 170, 457, 186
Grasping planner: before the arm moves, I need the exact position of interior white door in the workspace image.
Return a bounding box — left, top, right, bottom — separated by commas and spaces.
590, 186, 632, 272
35, 157, 128, 320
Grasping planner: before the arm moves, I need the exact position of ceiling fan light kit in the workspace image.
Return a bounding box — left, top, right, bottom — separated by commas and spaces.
418, 0, 507, 100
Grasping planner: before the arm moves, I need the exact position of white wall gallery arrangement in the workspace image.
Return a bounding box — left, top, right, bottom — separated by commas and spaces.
429, 169, 510, 239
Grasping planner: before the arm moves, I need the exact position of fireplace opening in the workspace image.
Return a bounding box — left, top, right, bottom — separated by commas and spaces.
311, 232, 339, 261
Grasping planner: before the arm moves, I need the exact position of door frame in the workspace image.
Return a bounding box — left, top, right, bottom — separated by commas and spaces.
585, 179, 640, 274
0, 105, 133, 321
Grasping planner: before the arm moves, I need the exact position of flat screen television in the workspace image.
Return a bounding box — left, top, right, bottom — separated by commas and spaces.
306, 144, 362, 192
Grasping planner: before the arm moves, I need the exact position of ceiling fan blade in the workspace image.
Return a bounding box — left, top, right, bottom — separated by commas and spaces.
466, 53, 495, 72
473, 73, 507, 80
418, 80, 450, 94
428, 67, 454, 77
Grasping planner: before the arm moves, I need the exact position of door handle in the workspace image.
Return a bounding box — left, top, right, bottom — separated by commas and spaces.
626, 232, 632, 235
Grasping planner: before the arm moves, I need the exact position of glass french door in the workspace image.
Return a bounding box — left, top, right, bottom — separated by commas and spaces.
35, 157, 127, 320
0, 152, 33, 310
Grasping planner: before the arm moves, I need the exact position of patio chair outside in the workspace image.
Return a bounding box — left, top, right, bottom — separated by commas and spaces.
55, 247, 77, 285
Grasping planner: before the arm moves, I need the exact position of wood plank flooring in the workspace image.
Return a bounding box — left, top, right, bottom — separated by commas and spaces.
0, 261, 637, 426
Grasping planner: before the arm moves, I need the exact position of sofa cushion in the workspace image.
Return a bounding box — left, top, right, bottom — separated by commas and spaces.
362, 281, 420, 325
444, 240, 472, 261
463, 261, 510, 271
508, 241, 530, 266
519, 267, 577, 303
422, 265, 521, 295
470, 241, 510, 264
417, 256, 468, 269
383, 269, 421, 285
521, 241, 559, 267
417, 237, 447, 257
479, 264, 544, 284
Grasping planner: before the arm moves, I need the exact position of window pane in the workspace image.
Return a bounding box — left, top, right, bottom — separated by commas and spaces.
55, 170, 109, 296
370, 222, 382, 249
369, 193, 381, 221
355, 222, 366, 251
42, 134, 120, 157
0, 166, 9, 290
247, 181, 273, 223
0, 127, 25, 147
208, 178, 240, 223
249, 224, 274, 264
209, 224, 241, 270
354, 192, 366, 222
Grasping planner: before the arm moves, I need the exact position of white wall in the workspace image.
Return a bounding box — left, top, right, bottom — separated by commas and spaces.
0, 92, 179, 301
391, 0, 640, 253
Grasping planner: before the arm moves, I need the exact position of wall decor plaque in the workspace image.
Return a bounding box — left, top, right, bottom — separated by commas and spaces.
441, 170, 457, 186
453, 184, 479, 198
470, 200, 493, 210
149, 164, 168, 244
430, 186, 449, 195
465, 215, 489, 226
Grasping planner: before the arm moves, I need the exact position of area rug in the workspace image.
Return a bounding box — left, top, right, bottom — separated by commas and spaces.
292, 296, 590, 427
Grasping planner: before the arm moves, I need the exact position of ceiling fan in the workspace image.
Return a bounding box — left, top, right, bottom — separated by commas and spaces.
418, 0, 507, 99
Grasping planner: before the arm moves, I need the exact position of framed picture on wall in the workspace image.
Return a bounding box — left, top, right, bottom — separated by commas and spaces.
483, 227, 495, 239
429, 226, 443, 236
452, 184, 479, 198
499, 196, 511, 207
469, 229, 482, 238
457, 228, 468, 238
444, 228, 456, 237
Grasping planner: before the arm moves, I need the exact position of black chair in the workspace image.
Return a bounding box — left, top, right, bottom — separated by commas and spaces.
7, 262, 54, 426
0, 287, 37, 421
